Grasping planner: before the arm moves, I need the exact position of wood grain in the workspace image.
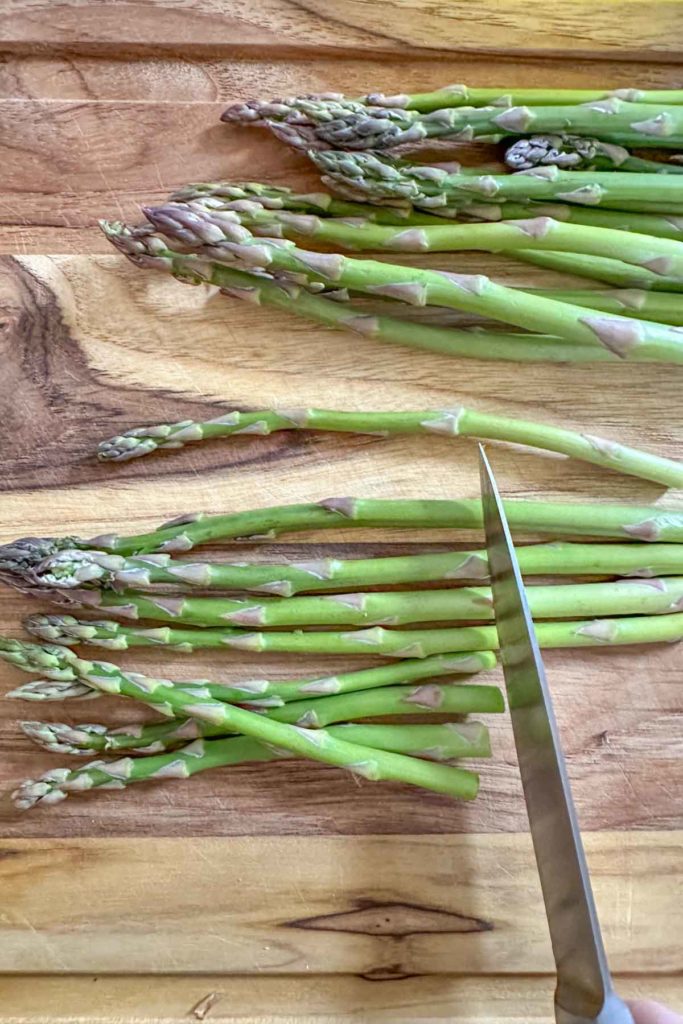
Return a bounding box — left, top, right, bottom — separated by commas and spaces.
2, 973, 683, 1023
0, 834, 679, 975
1, 2, 683, 1016
3, 0, 683, 60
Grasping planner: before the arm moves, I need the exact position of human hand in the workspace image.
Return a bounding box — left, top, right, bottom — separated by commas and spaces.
630, 1000, 683, 1023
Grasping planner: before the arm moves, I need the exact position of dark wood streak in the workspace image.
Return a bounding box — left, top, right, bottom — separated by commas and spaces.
285, 898, 493, 936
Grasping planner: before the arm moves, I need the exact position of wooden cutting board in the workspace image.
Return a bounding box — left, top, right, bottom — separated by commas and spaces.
0, 2, 682, 1020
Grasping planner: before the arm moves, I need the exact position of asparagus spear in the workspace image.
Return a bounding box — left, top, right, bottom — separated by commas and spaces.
532, 289, 683, 324
170, 181, 449, 225
12, 738, 283, 809
167, 197, 683, 282
114, 216, 683, 364
1, 638, 495, 702
226, 97, 683, 149
19, 717, 491, 759
455, 203, 683, 240
170, 184, 683, 241
361, 86, 683, 112
98, 227, 634, 365
24, 611, 683, 656
514, 250, 683, 291
13, 718, 492, 809
12, 542, 683, 597
504, 135, 683, 173
93, 404, 683, 488
225, 87, 683, 121
30, 577, 683, 629
312, 151, 683, 210
4, 495, 682, 563
7, 649, 481, 803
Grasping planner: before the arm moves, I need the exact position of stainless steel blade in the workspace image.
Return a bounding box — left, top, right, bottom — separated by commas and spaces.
479, 447, 634, 1024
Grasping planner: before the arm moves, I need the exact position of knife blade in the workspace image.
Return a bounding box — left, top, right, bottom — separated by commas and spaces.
479, 446, 634, 1024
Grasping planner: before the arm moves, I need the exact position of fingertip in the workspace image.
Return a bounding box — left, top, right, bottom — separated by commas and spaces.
629, 999, 683, 1024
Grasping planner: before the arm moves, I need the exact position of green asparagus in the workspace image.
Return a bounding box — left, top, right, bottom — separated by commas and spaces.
514, 250, 683, 290
13, 717, 492, 809
168, 185, 683, 241
12, 541, 683, 597
361, 86, 683, 112
163, 198, 683, 289
7, 646, 482, 801
93, 404, 683, 488
1, 638, 495, 702
532, 289, 683, 324
109, 217, 683, 363
226, 97, 683, 150
5, 494, 682, 563
312, 151, 683, 210
170, 181, 447, 225
225, 87, 683, 122
24, 611, 683, 657
31, 576, 683, 628
97, 228, 637, 365
19, 717, 491, 760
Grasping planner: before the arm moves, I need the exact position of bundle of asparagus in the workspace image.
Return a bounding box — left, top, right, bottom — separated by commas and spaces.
1, 638, 500, 808
5, 492, 683, 810
7, 82, 683, 817
100, 216, 683, 365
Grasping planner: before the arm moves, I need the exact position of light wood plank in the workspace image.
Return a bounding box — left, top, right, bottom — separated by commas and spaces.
3, 0, 683, 59
1, 973, 682, 1022
0, 834, 680, 975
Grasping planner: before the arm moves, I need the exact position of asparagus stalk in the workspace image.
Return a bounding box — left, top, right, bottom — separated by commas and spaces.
12, 737, 284, 809
6, 649, 481, 803
514, 250, 683, 291
31, 577, 683, 629
5, 495, 682, 564
12, 542, 683, 597
361, 86, 683, 112
114, 216, 683, 364
312, 151, 683, 210
168, 185, 683, 241
170, 181, 448, 225
532, 289, 683, 325
93, 404, 683, 488
98, 227, 632, 365
504, 135, 683, 173
455, 203, 683, 240
226, 97, 683, 150
166, 197, 683, 282
13, 717, 492, 809
24, 611, 683, 657
1, 638, 495, 702
225, 88, 683, 121
19, 717, 491, 760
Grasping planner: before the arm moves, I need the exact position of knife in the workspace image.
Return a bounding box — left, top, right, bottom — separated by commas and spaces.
479, 446, 635, 1024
